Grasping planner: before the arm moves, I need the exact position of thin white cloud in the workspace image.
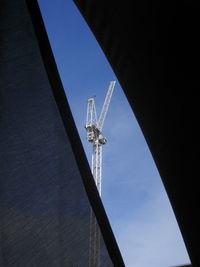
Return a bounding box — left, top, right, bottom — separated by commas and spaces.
112, 188, 190, 267
77, 88, 190, 267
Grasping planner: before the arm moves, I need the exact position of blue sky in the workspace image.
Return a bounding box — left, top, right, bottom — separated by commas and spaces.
38, 1, 190, 266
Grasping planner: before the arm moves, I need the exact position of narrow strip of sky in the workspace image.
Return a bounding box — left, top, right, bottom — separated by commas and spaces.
38, 1, 191, 266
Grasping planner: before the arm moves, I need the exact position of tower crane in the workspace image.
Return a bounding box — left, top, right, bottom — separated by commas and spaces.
85, 80, 116, 195
85, 81, 116, 267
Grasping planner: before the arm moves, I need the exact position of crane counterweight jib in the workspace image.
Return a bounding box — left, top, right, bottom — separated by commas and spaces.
86, 97, 97, 128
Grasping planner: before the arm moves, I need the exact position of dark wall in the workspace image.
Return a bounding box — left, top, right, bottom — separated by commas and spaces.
0, 0, 124, 266
73, 0, 199, 266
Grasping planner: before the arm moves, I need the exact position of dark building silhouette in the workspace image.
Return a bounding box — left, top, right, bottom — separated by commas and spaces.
0, 0, 124, 266
73, 0, 199, 266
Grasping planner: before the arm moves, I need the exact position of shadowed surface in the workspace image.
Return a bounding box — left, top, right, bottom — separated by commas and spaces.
0, 0, 124, 266
73, 0, 199, 266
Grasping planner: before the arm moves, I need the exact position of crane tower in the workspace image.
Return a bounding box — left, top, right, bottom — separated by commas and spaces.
85, 81, 116, 266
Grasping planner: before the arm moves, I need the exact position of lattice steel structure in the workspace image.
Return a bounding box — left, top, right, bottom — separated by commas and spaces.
85, 81, 116, 266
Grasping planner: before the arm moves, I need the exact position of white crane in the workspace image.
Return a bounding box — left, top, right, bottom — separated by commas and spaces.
85, 80, 116, 195
85, 81, 116, 267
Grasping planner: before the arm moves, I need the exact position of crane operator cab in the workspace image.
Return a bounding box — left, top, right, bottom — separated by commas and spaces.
99, 134, 107, 145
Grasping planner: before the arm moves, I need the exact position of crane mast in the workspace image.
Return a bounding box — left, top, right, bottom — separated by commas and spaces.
85, 81, 116, 266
